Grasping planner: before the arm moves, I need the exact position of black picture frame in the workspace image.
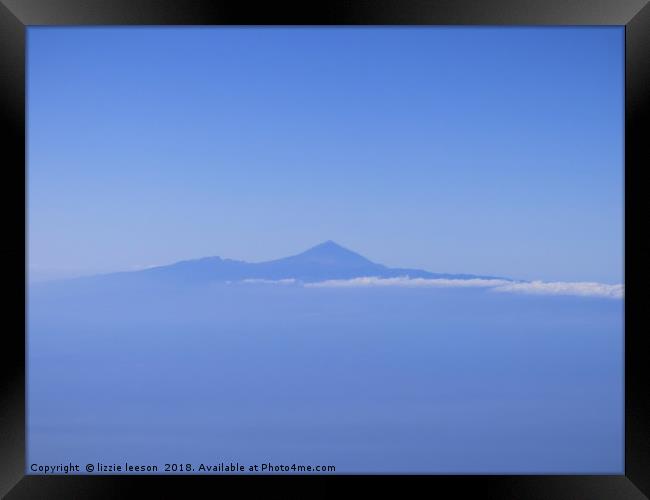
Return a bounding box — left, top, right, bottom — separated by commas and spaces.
1, 0, 648, 498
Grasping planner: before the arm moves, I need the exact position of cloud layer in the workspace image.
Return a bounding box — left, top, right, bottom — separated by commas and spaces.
304, 276, 624, 299
491, 280, 624, 299
305, 277, 510, 288
239, 278, 297, 285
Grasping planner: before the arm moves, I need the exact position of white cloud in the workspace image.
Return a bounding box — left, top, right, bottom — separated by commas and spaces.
305, 276, 511, 288
239, 278, 297, 285
303, 276, 624, 299
221, 275, 624, 299
491, 281, 624, 299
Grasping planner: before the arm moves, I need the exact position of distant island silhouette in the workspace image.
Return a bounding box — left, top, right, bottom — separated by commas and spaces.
74, 241, 508, 285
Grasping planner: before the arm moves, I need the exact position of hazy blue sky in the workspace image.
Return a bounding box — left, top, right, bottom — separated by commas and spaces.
28, 27, 623, 283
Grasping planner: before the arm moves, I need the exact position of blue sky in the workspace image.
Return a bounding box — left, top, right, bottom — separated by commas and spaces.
27, 27, 623, 283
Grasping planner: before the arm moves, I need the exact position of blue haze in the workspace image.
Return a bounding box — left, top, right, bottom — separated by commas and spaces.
29, 272, 623, 473
28, 27, 623, 283
27, 27, 624, 473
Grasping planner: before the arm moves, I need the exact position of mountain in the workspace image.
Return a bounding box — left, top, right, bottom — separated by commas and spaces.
66, 241, 507, 286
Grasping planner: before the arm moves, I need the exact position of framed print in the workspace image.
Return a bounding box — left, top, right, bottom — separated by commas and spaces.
1, 0, 648, 498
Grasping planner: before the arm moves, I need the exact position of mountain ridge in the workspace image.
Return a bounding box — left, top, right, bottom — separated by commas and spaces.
57, 241, 509, 286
